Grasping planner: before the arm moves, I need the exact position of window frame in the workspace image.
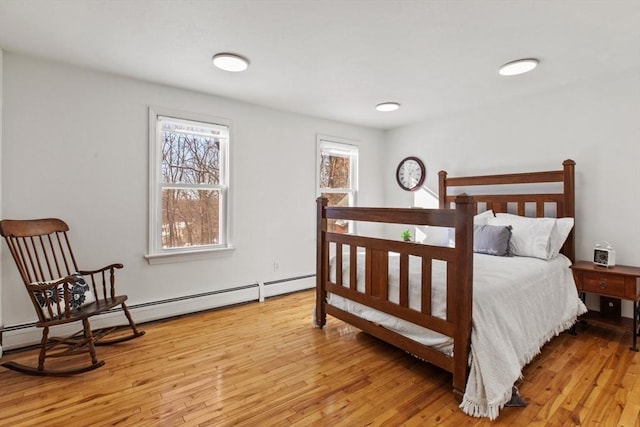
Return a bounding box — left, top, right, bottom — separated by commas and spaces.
316, 134, 359, 233
146, 107, 233, 264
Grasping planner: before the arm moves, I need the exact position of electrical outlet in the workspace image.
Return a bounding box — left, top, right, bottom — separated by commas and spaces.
273, 261, 279, 271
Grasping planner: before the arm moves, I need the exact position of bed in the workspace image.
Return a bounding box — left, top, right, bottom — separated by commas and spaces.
314, 159, 587, 419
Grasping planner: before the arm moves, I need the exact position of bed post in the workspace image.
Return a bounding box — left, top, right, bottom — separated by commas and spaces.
315, 197, 328, 328
438, 170, 448, 209
562, 159, 576, 263
452, 194, 474, 395
438, 171, 451, 209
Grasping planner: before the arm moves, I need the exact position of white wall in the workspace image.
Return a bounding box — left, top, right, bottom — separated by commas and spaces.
0, 53, 385, 330
384, 70, 640, 316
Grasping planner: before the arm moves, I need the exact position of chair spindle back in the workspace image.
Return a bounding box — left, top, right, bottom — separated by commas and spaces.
0, 218, 79, 285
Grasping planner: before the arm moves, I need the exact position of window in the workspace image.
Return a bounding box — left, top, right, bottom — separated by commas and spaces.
317, 135, 358, 234
413, 186, 440, 243
148, 108, 231, 261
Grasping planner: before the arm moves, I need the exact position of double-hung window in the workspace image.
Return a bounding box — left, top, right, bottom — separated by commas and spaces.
148, 108, 230, 261
317, 135, 358, 234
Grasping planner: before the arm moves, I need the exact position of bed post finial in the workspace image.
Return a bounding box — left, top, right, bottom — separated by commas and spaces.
438, 170, 448, 209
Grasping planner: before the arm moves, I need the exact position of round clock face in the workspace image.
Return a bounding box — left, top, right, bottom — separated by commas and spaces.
594, 249, 609, 265
396, 156, 425, 191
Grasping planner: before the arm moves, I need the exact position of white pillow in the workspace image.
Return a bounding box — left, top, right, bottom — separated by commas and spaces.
474, 209, 495, 225
549, 217, 574, 258
488, 213, 556, 259
420, 210, 495, 247
421, 226, 454, 247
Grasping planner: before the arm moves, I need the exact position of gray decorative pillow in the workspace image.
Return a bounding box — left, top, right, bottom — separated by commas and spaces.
473, 224, 512, 256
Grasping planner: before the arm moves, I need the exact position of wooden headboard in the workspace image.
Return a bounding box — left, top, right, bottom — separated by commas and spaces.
437, 159, 576, 261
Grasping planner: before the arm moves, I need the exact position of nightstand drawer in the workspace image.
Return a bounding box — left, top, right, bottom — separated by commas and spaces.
582, 272, 626, 297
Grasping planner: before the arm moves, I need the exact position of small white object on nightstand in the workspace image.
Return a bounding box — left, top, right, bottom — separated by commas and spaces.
593, 242, 616, 267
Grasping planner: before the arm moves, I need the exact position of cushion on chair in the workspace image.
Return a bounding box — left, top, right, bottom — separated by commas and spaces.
32, 273, 96, 319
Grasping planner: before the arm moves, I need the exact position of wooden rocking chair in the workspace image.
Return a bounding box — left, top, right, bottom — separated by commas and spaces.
0, 218, 145, 376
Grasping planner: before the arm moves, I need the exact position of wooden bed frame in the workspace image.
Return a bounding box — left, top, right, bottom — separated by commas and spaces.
315, 159, 576, 396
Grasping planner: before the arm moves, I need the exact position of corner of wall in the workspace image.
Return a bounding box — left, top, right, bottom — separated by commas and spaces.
0, 47, 4, 355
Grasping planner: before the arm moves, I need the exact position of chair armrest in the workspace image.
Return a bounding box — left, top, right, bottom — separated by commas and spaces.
77, 263, 124, 275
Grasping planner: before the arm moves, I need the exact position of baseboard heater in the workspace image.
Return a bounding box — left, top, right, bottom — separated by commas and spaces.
1, 274, 315, 351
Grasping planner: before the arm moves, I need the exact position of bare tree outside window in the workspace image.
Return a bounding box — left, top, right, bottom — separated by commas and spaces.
319, 154, 350, 207
160, 119, 227, 249
318, 140, 358, 233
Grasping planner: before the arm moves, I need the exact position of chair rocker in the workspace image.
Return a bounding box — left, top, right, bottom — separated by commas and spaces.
0, 218, 144, 376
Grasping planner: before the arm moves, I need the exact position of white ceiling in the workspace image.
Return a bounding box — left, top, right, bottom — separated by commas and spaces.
0, 0, 638, 130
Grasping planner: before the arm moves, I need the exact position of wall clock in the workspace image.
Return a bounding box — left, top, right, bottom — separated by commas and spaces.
396, 156, 425, 191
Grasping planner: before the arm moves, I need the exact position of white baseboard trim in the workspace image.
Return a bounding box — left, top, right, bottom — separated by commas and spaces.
262, 275, 315, 299
1, 275, 315, 351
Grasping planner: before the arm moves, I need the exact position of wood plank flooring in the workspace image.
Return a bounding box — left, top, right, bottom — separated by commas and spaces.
0, 290, 638, 426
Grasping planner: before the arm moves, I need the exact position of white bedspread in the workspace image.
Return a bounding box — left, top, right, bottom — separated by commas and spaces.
327, 252, 587, 419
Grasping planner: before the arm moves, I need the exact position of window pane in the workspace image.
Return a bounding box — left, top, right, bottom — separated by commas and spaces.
321, 192, 350, 234
162, 188, 220, 248
321, 192, 350, 207
161, 121, 221, 185
319, 153, 351, 189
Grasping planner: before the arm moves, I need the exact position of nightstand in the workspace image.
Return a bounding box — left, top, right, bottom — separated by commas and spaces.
570, 261, 640, 351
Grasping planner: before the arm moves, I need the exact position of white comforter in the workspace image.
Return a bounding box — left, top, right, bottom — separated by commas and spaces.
327, 252, 587, 419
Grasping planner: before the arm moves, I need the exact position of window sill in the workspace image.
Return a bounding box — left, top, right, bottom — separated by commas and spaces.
145, 246, 236, 265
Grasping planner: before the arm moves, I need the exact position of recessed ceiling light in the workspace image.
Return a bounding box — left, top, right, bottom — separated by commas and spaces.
498, 58, 539, 76
212, 53, 250, 72
375, 102, 400, 112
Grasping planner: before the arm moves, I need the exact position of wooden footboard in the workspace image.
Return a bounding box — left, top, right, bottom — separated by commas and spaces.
316, 195, 474, 394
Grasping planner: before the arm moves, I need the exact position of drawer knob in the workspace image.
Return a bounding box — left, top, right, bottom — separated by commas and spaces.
599, 280, 607, 289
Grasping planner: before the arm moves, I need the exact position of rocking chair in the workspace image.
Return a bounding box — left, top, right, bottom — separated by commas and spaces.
0, 218, 144, 376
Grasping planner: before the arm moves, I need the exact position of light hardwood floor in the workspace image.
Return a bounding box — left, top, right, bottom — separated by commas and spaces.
0, 290, 638, 426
